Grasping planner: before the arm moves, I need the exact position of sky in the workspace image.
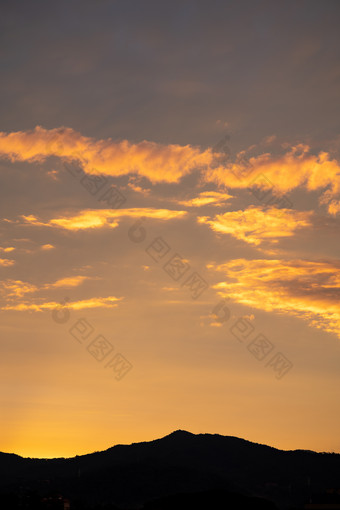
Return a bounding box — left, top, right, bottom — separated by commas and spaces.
1, 0, 340, 458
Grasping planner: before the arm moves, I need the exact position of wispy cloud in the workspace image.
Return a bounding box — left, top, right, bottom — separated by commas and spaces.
0, 277, 121, 312
0, 246, 15, 252
210, 258, 340, 337
0, 258, 15, 267
21, 208, 187, 231
1, 296, 122, 312
177, 191, 233, 207
0, 280, 38, 298
50, 276, 94, 288
199, 206, 313, 246
0, 275, 94, 299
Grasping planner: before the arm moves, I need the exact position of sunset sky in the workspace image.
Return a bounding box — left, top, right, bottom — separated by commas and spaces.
1, 0, 340, 458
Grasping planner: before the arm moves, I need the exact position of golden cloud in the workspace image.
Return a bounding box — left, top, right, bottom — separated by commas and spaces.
0, 280, 38, 298
50, 276, 93, 288
2, 127, 340, 214
207, 144, 340, 215
0, 275, 94, 299
21, 208, 187, 230
1, 296, 121, 312
0, 242, 54, 256
0, 258, 15, 267
327, 200, 340, 216
0, 276, 122, 312
178, 190, 233, 207
0, 126, 214, 183
211, 258, 340, 338
0, 246, 15, 252
198, 206, 313, 246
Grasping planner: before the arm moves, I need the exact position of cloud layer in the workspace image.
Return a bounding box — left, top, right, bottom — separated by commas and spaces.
1, 127, 340, 215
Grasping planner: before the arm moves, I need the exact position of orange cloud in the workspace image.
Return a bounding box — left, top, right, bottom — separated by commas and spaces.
21, 208, 187, 230
327, 200, 340, 216
127, 178, 151, 195
1, 296, 121, 312
0, 280, 38, 298
0, 246, 15, 252
199, 206, 313, 246
0, 277, 121, 312
2, 127, 340, 214
178, 190, 233, 207
0, 126, 214, 183
0, 242, 54, 256
207, 144, 340, 215
210, 258, 340, 338
50, 276, 93, 288
0, 276, 94, 299
0, 258, 15, 267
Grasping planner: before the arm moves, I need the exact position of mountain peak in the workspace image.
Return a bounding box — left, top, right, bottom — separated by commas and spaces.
165, 430, 195, 439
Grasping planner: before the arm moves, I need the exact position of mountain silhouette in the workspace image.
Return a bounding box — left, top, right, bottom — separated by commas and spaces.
0, 430, 340, 509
